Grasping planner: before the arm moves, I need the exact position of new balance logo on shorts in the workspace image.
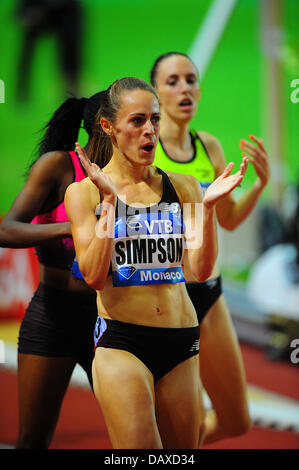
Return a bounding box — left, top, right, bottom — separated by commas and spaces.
189, 339, 200, 353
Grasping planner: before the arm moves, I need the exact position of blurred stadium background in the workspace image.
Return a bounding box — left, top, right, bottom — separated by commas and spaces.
0, 0, 298, 449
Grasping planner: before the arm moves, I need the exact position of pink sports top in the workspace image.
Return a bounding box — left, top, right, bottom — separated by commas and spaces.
32, 151, 85, 270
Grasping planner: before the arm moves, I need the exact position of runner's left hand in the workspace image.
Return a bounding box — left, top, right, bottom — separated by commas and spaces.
240, 134, 270, 188
203, 157, 248, 207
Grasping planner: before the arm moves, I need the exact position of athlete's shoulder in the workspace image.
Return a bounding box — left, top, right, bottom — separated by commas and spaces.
33, 150, 71, 167
26, 151, 74, 189
164, 170, 202, 203
196, 131, 221, 149
66, 176, 93, 199
65, 178, 100, 222
196, 131, 226, 171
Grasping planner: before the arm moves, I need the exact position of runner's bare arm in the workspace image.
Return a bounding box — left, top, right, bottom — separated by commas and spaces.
65, 179, 116, 290
0, 152, 72, 248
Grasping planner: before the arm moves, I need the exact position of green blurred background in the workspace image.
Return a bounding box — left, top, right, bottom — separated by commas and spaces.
0, 0, 298, 215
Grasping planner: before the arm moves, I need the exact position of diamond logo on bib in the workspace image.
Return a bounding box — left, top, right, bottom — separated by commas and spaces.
118, 266, 137, 280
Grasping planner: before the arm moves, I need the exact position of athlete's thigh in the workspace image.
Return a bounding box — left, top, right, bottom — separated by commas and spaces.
92, 347, 162, 449
155, 355, 203, 449
17, 353, 76, 446
199, 295, 249, 420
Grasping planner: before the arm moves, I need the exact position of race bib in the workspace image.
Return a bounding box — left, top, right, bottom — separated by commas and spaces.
111, 206, 185, 287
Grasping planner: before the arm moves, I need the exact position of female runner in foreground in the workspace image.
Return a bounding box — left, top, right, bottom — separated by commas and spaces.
65, 76, 248, 449
150, 52, 270, 444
